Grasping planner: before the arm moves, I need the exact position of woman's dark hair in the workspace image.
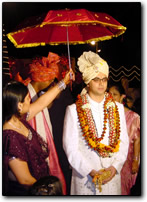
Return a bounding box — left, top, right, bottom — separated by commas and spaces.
29, 176, 63, 196
123, 95, 134, 110
3, 81, 28, 124
109, 82, 134, 109
108, 82, 125, 95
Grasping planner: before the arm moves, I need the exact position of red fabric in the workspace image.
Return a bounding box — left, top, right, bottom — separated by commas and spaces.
43, 9, 123, 25
8, 9, 126, 47
13, 52, 60, 85
29, 52, 60, 82
42, 112, 67, 195
3, 120, 50, 195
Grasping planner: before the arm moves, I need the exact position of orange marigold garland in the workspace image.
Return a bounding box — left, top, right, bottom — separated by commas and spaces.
76, 92, 121, 158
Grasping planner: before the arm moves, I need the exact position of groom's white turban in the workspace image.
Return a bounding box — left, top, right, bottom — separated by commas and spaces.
77, 51, 109, 84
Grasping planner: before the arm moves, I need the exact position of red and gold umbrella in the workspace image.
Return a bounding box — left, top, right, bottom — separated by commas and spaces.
7, 8, 126, 48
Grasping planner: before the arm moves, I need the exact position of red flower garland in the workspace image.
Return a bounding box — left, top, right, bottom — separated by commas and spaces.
76, 92, 121, 157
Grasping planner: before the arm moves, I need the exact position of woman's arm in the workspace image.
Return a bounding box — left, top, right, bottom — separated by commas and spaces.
132, 134, 140, 174
28, 69, 75, 120
9, 158, 37, 185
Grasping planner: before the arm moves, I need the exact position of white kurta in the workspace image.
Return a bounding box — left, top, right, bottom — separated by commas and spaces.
63, 95, 129, 195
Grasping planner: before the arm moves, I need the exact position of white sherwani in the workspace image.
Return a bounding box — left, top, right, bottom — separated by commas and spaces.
63, 95, 129, 195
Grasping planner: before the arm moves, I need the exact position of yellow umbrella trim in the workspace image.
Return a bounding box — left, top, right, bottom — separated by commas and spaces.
7, 29, 126, 48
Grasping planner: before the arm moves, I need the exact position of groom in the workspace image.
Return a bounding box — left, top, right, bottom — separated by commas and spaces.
63, 51, 129, 195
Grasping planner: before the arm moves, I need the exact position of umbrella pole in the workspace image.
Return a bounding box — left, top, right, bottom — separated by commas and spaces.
66, 26, 71, 69
96, 42, 98, 53
66, 26, 72, 90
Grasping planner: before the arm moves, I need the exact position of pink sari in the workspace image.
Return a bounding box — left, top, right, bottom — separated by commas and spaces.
28, 83, 66, 195
29, 112, 66, 195
121, 110, 140, 195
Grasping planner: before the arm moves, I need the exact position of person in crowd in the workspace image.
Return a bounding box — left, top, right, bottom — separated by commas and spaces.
109, 83, 140, 195
132, 97, 141, 116
124, 95, 134, 109
63, 51, 129, 195
27, 52, 67, 195
12, 52, 73, 195
3, 69, 74, 196
48, 80, 74, 195
121, 76, 129, 95
121, 76, 140, 109
29, 175, 63, 196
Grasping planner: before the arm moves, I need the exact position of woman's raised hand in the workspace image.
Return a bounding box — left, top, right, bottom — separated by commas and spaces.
63, 68, 75, 85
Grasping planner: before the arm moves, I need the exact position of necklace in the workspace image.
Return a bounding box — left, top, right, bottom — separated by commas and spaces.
8, 121, 24, 132
76, 92, 120, 158
8, 121, 32, 140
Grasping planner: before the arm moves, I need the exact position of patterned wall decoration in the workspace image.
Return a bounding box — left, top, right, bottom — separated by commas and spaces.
109, 65, 140, 83
2, 24, 11, 86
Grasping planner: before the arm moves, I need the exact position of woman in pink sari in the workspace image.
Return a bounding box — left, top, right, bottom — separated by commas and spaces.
109, 84, 140, 195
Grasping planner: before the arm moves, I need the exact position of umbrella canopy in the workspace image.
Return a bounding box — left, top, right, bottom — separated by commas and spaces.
7, 8, 126, 48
